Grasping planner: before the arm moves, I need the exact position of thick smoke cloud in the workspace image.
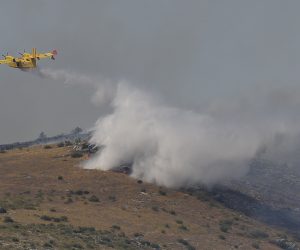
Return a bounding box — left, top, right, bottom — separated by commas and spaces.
84, 82, 258, 186
1, 1, 300, 186
36, 66, 300, 187
83, 82, 300, 187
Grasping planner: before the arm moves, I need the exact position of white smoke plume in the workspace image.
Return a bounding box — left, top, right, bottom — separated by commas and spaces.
35, 68, 116, 105
84, 81, 300, 187
35, 68, 300, 187
84, 82, 263, 187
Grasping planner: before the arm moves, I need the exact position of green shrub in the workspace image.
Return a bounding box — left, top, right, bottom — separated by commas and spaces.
40, 215, 68, 223
57, 142, 65, 147
3, 216, 14, 223
219, 235, 226, 240
74, 190, 84, 195
152, 206, 159, 212
219, 219, 233, 233
40, 215, 52, 221
65, 198, 73, 204
159, 189, 167, 196
112, 225, 120, 230
177, 239, 195, 250
252, 242, 260, 249
169, 210, 176, 215
88, 195, 99, 202
249, 229, 269, 239
64, 141, 72, 146
71, 152, 83, 158
108, 195, 116, 202
134, 233, 144, 237
179, 225, 188, 231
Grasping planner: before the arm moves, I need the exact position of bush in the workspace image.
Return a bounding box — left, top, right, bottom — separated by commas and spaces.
252, 242, 260, 249
58, 176, 63, 180
249, 229, 269, 239
57, 142, 65, 147
74, 190, 84, 195
137, 180, 143, 184
169, 210, 176, 215
44, 145, 52, 149
134, 233, 144, 237
197, 192, 209, 202
219, 219, 233, 233
40, 215, 68, 223
59, 216, 68, 222
152, 206, 159, 212
64, 141, 72, 146
0, 150, 6, 153
0, 207, 7, 213
219, 235, 226, 240
108, 195, 116, 202
43, 242, 53, 248
40, 215, 52, 221
88, 195, 99, 202
65, 198, 73, 204
177, 239, 195, 250
112, 225, 120, 230
71, 152, 83, 158
179, 225, 188, 231
3, 216, 14, 223
159, 189, 167, 196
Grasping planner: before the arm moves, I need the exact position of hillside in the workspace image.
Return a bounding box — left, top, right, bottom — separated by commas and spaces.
0, 145, 298, 249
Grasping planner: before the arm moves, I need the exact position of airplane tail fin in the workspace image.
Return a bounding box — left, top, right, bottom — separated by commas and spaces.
32, 48, 37, 59
32, 48, 37, 67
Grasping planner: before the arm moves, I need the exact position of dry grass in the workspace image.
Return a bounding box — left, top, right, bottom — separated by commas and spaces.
0, 145, 297, 249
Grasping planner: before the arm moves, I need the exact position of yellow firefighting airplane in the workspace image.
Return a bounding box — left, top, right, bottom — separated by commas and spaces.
0, 48, 57, 70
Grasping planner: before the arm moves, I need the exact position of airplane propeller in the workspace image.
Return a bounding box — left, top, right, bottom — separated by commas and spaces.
2, 52, 8, 59
18, 49, 26, 56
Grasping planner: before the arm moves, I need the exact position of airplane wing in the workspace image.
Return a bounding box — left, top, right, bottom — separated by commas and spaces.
0, 59, 9, 64
35, 50, 57, 60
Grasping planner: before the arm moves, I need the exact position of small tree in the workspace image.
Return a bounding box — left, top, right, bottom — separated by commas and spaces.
38, 132, 47, 140
71, 127, 83, 135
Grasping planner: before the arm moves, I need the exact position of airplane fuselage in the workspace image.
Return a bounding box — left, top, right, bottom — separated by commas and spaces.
8, 58, 37, 69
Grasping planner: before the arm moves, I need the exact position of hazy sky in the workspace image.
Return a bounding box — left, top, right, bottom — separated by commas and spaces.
1, 0, 300, 143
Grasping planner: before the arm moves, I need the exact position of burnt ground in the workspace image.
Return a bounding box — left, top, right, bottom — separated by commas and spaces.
210, 187, 300, 237
184, 158, 300, 241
